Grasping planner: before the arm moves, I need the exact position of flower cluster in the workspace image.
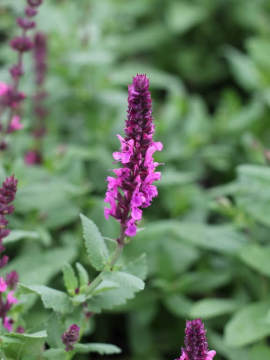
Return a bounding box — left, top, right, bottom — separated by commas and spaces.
25, 32, 48, 165
0, 176, 19, 332
62, 324, 80, 351
104, 74, 162, 237
177, 319, 216, 360
0, 0, 43, 149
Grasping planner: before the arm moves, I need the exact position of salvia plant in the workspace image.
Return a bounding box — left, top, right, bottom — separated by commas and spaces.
3, 0, 270, 359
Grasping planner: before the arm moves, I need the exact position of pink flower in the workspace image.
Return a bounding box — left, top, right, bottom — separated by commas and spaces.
3, 317, 13, 332
7, 291, 18, 304
24, 150, 42, 165
0, 277, 7, 292
7, 115, 23, 133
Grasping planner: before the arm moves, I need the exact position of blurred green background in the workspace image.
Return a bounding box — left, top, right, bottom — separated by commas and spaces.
1, 0, 270, 359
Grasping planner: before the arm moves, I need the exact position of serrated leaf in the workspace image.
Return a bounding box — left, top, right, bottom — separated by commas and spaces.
225, 302, 270, 347
80, 214, 108, 270
87, 271, 144, 312
76, 262, 89, 290
62, 264, 78, 295
3, 331, 47, 360
20, 284, 73, 314
124, 254, 148, 280
74, 343, 121, 355
190, 298, 239, 319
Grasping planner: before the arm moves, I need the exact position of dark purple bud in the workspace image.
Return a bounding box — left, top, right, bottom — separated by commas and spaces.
0, 176, 18, 204
0, 142, 7, 151
16, 326, 25, 333
25, 6, 38, 17
62, 324, 80, 352
6, 271, 19, 289
10, 37, 33, 52
9, 65, 24, 79
27, 0, 43, 6
0, 255, 9, 269
24, 150, 43, 165
32, 126, 47, 138
16, 17, 36, 30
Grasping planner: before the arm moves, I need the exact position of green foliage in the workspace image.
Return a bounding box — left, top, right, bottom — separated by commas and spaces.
1, 0, 270, 358
80, 214, 109, 270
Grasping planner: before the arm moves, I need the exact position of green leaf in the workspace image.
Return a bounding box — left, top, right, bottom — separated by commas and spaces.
2, 244, 76, 285
62, 264, 78, 295
166, 2, 207, 34
190, 298, 239, 319
225, 302, 270, 347
173, 222, 247, 254
235, 165, 270, 227
124, 254, 148, 280
250, 344, 270, 359
163, 294, 192, 318
43, 349, 65, 360
239, 244, 270, 277
3, 230, 40, 244
225, 48, 261, 90
87, 271, 144, 312
20, 284, 73, 314
46, 314, 66, 348
76, 262, 89, 290
2, 331, 47, 360
80, 214, 109, 270
74, 343, 121, 355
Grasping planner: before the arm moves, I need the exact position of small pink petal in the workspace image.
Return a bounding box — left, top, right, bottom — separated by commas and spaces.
206, 350, 216, 360
7, 291, 18, 304
0, 277, 7, 292
8, 115, 23, 133
0, 82, 9, 96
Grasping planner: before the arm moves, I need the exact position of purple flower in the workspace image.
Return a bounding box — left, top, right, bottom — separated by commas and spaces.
177, 319, 216, 360
9, 64, 24, 79
24, 150, 43, 165
62, 324, 80, 352
104, 74, 162, 237
25, 6, 38, 17
33, 32, 47, 86
10, 36, 34, 52
27, 0, 43, 6
16, 17, 36, 30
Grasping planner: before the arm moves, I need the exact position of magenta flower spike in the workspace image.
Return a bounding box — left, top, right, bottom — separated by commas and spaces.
104, 74, 163, 238
0, 176, 19, 332
176, 319, 216, 360
62, 324, 80, 351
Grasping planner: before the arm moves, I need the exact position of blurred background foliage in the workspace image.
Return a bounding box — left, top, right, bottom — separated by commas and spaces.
1, 0, 270, 359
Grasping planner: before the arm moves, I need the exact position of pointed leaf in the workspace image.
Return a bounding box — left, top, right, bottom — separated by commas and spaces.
80, 214, 108, 270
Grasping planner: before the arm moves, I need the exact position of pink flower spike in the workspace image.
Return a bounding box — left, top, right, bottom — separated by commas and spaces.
0, 277, 7, 292
8, 115, 23, 133
7, 291, 18, 304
